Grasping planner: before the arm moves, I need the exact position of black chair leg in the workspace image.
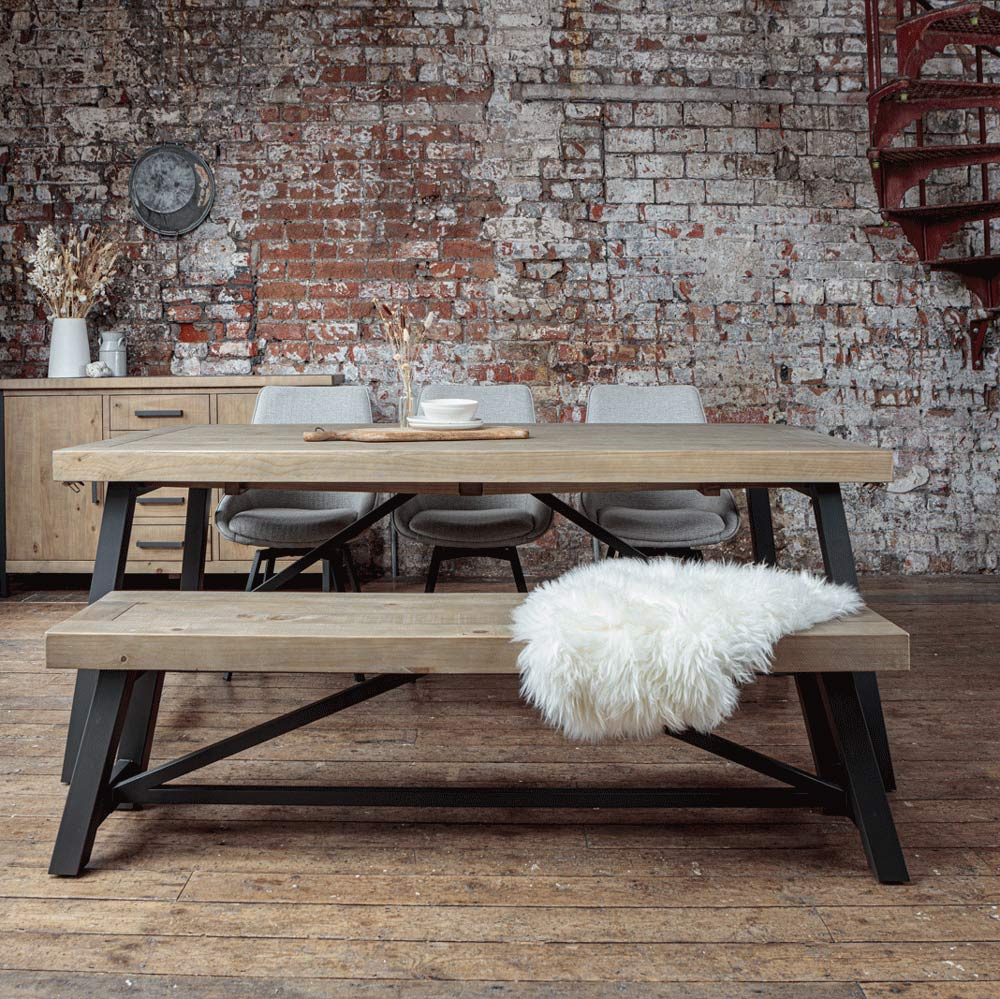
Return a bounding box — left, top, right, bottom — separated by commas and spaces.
343, 547, 360, 592
322, 559, 333, 593
508, 548, 528, 593
425, 547, 444, 593
244, 550, 264, 592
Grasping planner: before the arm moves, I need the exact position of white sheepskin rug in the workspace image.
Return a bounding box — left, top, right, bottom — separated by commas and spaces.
511, 558, 862, 742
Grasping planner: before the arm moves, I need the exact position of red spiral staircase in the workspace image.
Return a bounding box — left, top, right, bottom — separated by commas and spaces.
865, 0, 1000, 368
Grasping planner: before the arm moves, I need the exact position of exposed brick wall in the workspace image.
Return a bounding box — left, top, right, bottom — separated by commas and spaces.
1, 0, 997, 576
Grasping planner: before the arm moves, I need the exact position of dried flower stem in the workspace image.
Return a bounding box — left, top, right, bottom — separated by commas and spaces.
23, 226, 124, 319
371, 299, 436, 423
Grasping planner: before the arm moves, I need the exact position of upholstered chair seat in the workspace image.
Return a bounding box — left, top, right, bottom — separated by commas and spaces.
223, 503, 361, 549
215, 385, 376, 588
581, 386, 741, 556
392, 384, 553, 591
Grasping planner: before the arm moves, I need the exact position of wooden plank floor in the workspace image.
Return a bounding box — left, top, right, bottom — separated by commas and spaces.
1, 575, 998, 998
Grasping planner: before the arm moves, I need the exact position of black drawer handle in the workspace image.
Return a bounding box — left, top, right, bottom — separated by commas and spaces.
135, 540, 184, 550
135, 409, 184, 418
137, 496, 186, 506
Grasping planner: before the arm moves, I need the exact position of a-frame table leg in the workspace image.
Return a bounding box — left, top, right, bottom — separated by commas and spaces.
61, 482, 140, 783
821, 671, 909, 884
50, 670, 136, 876
115, 488, 211, 781
810, 483, 896, 792
747, 487, 845, 792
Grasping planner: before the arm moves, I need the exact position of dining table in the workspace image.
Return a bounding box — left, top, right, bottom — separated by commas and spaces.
52, 421, 898, 797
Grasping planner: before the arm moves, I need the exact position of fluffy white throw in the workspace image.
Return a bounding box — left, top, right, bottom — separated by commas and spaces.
511, 558, 863, 742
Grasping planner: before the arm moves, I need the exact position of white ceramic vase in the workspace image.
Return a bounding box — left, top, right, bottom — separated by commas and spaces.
48, 317, 91, 378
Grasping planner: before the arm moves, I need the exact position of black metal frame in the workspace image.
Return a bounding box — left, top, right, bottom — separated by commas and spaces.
424, 545, 528, 593
53, 478, 907, 884
49, 660, 906, 882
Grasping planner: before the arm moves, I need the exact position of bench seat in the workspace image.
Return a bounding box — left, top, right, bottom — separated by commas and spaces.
46, 590, 911, 884
46, 591, 910, 676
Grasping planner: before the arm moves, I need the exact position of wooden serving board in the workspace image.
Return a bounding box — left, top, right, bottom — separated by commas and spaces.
303, 426, 530, 443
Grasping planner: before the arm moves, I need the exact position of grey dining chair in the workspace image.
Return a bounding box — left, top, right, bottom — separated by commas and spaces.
215, 385, 376, 680
215, 385, 376, 591
392, 383, 552, 591
581, 385, 740, 559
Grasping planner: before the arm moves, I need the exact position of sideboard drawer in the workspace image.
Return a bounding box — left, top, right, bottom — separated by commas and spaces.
134, 487, 191, 520
110, 394, 210, 431
129, 523, 200, 562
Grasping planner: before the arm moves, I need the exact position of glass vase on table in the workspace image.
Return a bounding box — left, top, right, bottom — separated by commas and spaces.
398, 363, 416, 428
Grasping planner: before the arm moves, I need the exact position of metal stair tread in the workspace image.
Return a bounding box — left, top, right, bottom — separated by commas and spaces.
926, 253, 1000, 273
900, 1, 1000, 38
883, 198, 1000, 222
870, 141, 1000, 163
871, 78, 1000, 102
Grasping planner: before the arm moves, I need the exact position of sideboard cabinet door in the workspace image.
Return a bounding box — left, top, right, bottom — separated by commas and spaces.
4, 394, 104, 561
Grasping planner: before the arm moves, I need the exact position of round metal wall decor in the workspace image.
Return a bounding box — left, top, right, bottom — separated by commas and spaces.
129, 144, 215, 236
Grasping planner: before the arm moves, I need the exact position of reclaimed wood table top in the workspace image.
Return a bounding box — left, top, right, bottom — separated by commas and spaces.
52, 422, 894, 493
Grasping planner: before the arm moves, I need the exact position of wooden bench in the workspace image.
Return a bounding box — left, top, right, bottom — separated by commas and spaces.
47, 591, 910, 882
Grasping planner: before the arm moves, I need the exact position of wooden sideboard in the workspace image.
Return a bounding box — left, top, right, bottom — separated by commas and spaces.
0, 375, 343, 594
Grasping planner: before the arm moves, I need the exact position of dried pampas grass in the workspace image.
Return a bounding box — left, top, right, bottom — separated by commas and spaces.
23, 226, 125, 319
371, 299, 436, 420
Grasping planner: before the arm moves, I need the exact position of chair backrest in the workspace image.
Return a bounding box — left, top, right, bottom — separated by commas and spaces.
252, 385, 373, 425
586, 385, 706, 425
417, 383, 537, 424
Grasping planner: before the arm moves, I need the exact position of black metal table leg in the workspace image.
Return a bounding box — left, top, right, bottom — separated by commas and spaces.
820, 671, 909, 884
747, 487, 844, 793
50, 670, 136, 876
746, 487, 777, 566
810, 482, 896, 792
116, 488, 211, 784
61, 482, 140, 783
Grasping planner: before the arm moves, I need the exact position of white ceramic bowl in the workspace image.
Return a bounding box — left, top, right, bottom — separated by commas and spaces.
420, 398, 479, 423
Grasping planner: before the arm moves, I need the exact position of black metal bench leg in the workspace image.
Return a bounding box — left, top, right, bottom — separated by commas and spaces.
62, 483, 139, 783
821, 671, 909, 884
796, 674, 846, 811
50, 670, 136, 877
810, 483, 896, 793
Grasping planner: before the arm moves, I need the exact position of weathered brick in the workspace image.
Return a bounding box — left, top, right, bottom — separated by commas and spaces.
0, 0, 995, 578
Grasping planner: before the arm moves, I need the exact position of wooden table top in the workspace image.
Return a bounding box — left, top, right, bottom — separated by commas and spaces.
52, 423, 894, 493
